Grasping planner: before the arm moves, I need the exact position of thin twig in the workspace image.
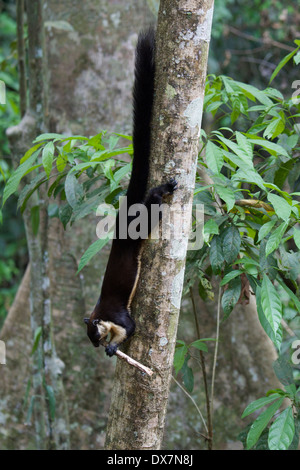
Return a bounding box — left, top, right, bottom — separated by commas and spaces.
210, 283, 222, 430
99, 341, 153, 377
281, 319, 296, 337
229, 45, 266, 56
172, 375, 209, 436
234, 199, 273, 211
228, 26, 294, 52
190, 287, 213, 449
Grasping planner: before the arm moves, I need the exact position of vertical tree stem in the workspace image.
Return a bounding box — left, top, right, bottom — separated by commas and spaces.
172, 375, 208, 435
20, 0, 70, 449
189, 287, 213, 449
210, 283, 222, 430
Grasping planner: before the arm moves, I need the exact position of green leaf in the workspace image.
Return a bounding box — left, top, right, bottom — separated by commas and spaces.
246, 138, 289, 158
31, 326, 42, 355
294, 50, 300, 65
221, 226, 241, 264
221, 276, 241, 319
220, 270, 243, 286
240, 257, 260, 268
91, 146, 133, 162
206, 100, 223, 113
276, 277, 300, 313
205, 140, 224, 174
20, 143, 43, 164
34, 133, 66, 143
209, 235, 224, 274
112, 132, 132, 141
77, 237, 110, 273
2, 151, 40, 206
232, 168, 266, 191
68, 161, 104, 174
113, 163, 131, 186
231, 98, 241, 124
256, 286, 282, 349
235, 132, 253, 160
215, 184, 236, 211
42, 141, 55, 178
17, 173, 48, 213
181, 356, 194, 393
203, 218, 219, 237
267, 193, 291, 222
265, 221, 288, 256
246, 398, 284, 450
268, 407, 295, 450
59, 204, 73, 229
242, 393, 283, 419
56, 151, 67, 172
45, 385, 56, 420
48, 204, 59, 218
273, 145, 292, 173
260, 275, 282, 335
190, 340, 208, 352
269, 47, 300, 84
47, 173, 67, 198
293, 227, 300, 250
72, 194, 108, 222
257, 220, 276, 243
217, 134, 253, 167
289, 416, 300, 450
173, 345, 188, 375
263, 118, 285, 140
273, 357, 294, 389
64, 173, 84, 208
234, 81, 273, 106
0, 164, 6, 182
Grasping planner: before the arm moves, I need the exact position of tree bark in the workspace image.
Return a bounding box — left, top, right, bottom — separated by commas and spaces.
105, 0, 215, 450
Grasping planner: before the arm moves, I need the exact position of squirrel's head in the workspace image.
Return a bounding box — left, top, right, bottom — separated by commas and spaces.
84, 318, 109, 348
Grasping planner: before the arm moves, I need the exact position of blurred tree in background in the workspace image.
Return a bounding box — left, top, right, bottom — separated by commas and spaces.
0, 0, 27, 329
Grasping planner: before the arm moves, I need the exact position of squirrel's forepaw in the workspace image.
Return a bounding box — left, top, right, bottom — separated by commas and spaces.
105, 343, 118, 357
166, 178, 178, 194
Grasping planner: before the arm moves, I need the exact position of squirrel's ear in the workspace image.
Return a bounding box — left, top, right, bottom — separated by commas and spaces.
84, 318, 89, 325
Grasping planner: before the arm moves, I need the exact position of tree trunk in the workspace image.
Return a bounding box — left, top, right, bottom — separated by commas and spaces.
1, 0, 157, 450
105, 0, 215, 450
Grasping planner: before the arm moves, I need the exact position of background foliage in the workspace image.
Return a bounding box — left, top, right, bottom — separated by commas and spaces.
0, 0, 26, 329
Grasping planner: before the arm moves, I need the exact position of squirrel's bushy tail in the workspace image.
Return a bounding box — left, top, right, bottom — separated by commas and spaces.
127, 28, 155, 205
